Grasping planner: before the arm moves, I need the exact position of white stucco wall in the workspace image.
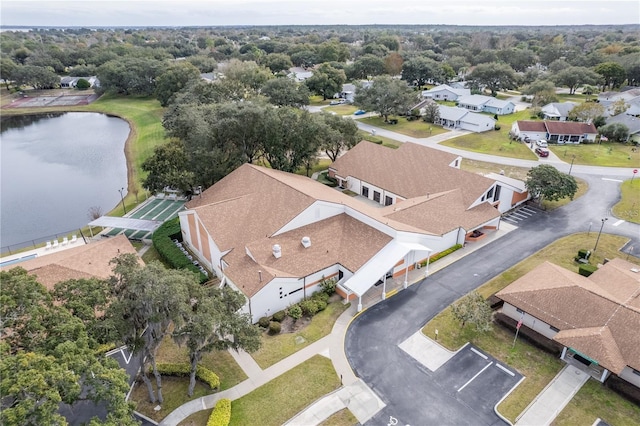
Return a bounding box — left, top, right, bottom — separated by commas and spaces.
619, 366, 640, 388
502, 303, 559, 339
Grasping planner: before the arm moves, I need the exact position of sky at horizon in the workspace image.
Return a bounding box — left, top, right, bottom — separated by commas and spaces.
1, 0, 639, 28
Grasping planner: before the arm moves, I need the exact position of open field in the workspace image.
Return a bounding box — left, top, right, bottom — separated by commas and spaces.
423, 233, 640, 423
612, 178, 640, 224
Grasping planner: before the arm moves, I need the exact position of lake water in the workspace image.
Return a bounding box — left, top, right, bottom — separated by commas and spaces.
1, 112, 129, 250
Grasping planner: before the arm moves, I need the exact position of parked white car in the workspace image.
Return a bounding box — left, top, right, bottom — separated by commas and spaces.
536, 139, 548, 148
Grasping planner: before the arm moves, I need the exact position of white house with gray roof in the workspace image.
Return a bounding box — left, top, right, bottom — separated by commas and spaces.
437, 105, 496, 132
541, 102, 578, 121
422, 84, 470, 101
457, 94, 515, 115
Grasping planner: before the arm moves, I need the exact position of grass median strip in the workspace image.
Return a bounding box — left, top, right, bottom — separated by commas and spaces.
229, 355, 341, 426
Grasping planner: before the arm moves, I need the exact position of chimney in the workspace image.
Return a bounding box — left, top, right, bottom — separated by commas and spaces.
272, 244, 282, 259
301, 236, 311, 248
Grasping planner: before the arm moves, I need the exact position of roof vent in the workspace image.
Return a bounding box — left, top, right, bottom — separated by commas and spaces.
301, 236, 311, 248
631, 268, 639, 273
272, 244, 282, 259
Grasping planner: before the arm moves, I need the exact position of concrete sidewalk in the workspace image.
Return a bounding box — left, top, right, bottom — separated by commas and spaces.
515, 364, 589, 426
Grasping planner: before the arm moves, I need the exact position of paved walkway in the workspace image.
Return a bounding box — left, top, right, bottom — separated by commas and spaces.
515, 364, 589, 426
398, 330, 457, 372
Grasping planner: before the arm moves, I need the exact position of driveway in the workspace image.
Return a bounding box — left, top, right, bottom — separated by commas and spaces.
346, 171, 640, 425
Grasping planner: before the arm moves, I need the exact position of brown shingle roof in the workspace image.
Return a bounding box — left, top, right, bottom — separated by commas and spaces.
383, 189, 500, 235
545, 121, 597, 135
329, 142, 494, 206
1, 235, 138, 291
516, 121, 547, 132
496, 260, 640, 374
231, 214, 393, 297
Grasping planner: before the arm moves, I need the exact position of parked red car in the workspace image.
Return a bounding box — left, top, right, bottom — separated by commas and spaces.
535, 147, 549, 157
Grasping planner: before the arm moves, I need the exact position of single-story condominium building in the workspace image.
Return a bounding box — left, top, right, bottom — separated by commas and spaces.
511, 120, 598, 144
541, 102, 578, 121
497, 259, 640, 389
457, 95, 515, 115
60, 76, 100, 88
437, 105, 496, 132
179, 142, 523, 321
422, 84, 470, 101
606, 113, 640, 144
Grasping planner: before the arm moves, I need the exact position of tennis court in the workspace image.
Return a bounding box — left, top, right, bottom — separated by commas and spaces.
101, 197, 186, 239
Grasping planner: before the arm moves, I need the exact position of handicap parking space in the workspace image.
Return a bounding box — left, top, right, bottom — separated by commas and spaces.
502, 205, 542, 224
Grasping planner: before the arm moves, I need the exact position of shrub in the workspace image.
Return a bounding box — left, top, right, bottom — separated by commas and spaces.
574, 249, 591, 262
75, 78, 91, 90
300, 299, 319, 317
420, 244, 463, 267
319, 277, 337, 295
152, 218, 207, 282
153, 362, 220, 389
207, 398, 231, 426
579, 264, 598, 277
311, 291, 329, 303
272, 310, 286, 322
258, 316, 270, 328
287, 304, 302, 320
494, 124, 501, 131
314, 299, 327, 311
268, 321, 281, 335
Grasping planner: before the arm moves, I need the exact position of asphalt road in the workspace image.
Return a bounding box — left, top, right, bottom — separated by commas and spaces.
345, 172, 640, 426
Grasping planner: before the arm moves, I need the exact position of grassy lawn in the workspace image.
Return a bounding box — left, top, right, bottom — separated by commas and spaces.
309, 95, 331, 106
295, 158, 332, 177
540, 177, 588, 211
131, 376, 213, 422
320, 408, 358, 425
440, 110, 539, 160
549, 143, 640, 168
612, 178, 640, 224
358, 130, 401, 148
325, 104, 358, 115
251, 302, 350, 369
229, 355, 340, 426
358, 115, 449, 138
553, 379, 640, 426
156, 334, 247, 391
422, 233, 640, 423
460, 159, 531, 181
556, 93, 590, 103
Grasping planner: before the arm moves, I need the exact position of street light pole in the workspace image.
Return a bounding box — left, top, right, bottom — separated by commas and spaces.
568, 155, 576, 176
593, 218, 608, 252
118, 187, 127, 214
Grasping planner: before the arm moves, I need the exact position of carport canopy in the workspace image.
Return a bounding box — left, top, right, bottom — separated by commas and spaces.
341, 240, 432, 297
88, 216, 162, 232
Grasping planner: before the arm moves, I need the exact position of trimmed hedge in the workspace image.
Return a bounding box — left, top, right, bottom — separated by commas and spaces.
258, 316, 270, 328
579, 264, 598, 277
152, 362, 220, 389
152, 218, 207, 282
268, 321, 281, 334
419, 244, 463, 267
272, 310, 286, 322
207, 398, 231, 426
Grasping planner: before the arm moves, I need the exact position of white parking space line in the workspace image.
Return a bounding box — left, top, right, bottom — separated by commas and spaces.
496, 363, 515, 377
602, 178, 623, 182
612, 219, 625, 227
470, 347, 488, 359
458, 362, 493, 392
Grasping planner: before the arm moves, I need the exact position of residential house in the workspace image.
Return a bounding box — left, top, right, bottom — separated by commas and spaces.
60, 76, 100, 88
422, 84, 471, 101
179, 145, 506, 320
437, 105, 496, 133
0, 235, 138, 290
457, 95, 515, 115
496, 259, 640, 389
511, 121, 598, 144
287, 67, 313, 83
606, 113, 640, 143
541, 102, 578, 121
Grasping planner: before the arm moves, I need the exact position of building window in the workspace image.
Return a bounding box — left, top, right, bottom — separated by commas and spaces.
487, 187, 494, 199
516, 308, 524, 314
494, 185, 501, 202
385, 196, 393, 206
279, 287, 283, 299
362, 186, 369, 197
288, 288, 303, 296
550, 325, 560, 332
632, 368, 640, 377
373, 191, 381, 203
